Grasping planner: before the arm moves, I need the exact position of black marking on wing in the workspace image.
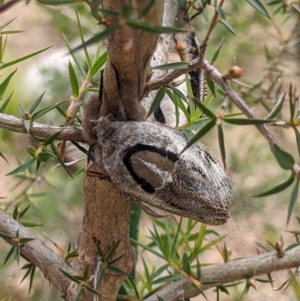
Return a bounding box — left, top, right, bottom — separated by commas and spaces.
154, 107, 166, 124
123, 144, 179, 193
160, 193, 184, 210
203, 151, 216, 164
188, 161, 208, 179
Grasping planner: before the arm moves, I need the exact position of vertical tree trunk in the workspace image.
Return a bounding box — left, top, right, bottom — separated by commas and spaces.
76, 167, 135, 301
76, 1, 164, 300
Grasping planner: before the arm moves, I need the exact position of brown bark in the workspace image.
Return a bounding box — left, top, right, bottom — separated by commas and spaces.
76, 165, 135, 301
75, 1, 164, 301
101, 0, 164, 121
0, 113, 84, 141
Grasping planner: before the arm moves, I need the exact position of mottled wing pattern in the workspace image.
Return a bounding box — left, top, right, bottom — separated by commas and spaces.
97, 118, 231, 225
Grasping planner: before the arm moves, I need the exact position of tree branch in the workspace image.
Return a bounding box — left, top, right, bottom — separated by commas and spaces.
201, 60, 277, 149
100, 0, 164, 121
0, 113, 84, 141
145, 245, 300, 301
0, 0, 22, 13
0, 210, 77, 300
144, 58, 296, 162
76, 1, 165, 301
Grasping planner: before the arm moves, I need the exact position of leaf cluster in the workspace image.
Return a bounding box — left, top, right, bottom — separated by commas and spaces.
61, 241, 126, 300
123, 217, 224, 300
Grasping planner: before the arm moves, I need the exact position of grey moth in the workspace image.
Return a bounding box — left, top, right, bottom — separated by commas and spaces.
96, 117, 231, 225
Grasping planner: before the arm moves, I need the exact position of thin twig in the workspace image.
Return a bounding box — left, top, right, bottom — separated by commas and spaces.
265, 90, 286, 119
0, 113, 84, 141
0, 0, 22, 12
200, 0, 225, 48
145, 58, 276, 146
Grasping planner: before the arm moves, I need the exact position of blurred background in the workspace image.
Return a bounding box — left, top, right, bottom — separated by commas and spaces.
0, 1, 300, 300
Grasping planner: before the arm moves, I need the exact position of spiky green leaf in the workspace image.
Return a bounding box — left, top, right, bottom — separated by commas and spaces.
19, 238, 35, 243
127, 19, 186, 34
60, 268, 81, 284
294, 128, 300, 158
152, 274, 182, 284
152, 62, 189, 70
247, 0, 270, 18
68, 61, 79, 98
0, 18, 17, 32
190, 97, 216, 118
75, 11, 92, 69
75, 288, 84, 301
31, 99, 67, 121
107, 265, 128, 275
0, 69, 16, 101
71, 24, 119, 53
0, 91, 13, 113
130, 238, 165, 259
29, 91, 46, 114
181, 120, 215, 154
86, 285, 100, 295
0, 150, 9, 164
147, 86, 166, 118
44, 131, 63, 145
223, 117, 273, 125
6, 157, 36, 175
0, 231, 13, 240
4, 246, 15, 264
211, 38, 224, 64
219, 19, 235, 35
103, 241, 120, 262
88, 51, 107, 78
50, 142, 73, 178
206, 76, 216, 97
62, 32, 86, 78
287, 180, 299, 225
18, 102, 26, 119
18, 205, 31, 219
218, 124, 226, 170
37, 151, 57, 162
285, 242, 300, 252
272, 144, 295, 170
255, 174, 295, 197
0, 46, 52, 70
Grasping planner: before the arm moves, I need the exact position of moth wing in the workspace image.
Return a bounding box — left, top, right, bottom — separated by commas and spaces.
130, 150, 175, 190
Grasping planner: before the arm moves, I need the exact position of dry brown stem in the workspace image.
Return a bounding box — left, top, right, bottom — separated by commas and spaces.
0, 0, 22, 13
75, 1, 164, 301
145, 58, 279, 150
0, 113, 84, 141
201, 0, 225, 48
144, 245, 300, 301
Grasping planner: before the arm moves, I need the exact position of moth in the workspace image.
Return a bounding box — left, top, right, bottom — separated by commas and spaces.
96, 116, 231, 226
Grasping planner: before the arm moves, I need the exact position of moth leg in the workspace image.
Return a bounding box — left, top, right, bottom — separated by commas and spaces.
128, 197, 167, 218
